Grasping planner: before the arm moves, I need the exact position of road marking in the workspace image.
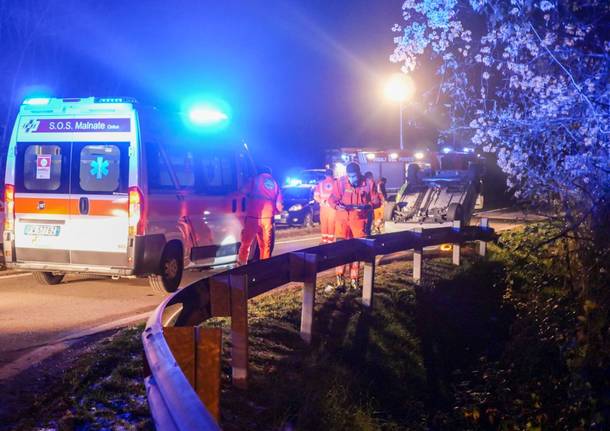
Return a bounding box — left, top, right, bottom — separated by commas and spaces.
276, 235, 320, 245
0, 311, 152, 382
0, 272, 32, 280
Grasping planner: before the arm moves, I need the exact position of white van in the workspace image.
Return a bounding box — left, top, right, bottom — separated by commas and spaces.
3, 97, 257, 292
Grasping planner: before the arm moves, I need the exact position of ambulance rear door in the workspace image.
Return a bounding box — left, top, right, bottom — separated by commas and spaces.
13, 141, 72, 264
68, 140, 130, 267
13, 109, 135, 269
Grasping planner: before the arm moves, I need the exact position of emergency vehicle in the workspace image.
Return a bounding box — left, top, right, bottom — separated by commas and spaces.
327, 147, 484, 230
327, 148, 418, 197
3, 97, 257, 292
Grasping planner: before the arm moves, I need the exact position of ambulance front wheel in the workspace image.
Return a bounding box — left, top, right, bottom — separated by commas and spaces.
149, 243, 183, 294
32, 271, 65, 285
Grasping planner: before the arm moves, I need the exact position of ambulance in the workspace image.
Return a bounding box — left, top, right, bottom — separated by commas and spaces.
3, 97, 257, 292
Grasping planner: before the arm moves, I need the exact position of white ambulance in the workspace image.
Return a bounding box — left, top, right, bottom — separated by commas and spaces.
3, 97, 257, 292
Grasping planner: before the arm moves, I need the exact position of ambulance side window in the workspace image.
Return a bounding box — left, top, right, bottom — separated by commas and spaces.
167, 148, 195, 190
238, 152, 255, 186
196, 152, 237, 195
146, 142, 175, 191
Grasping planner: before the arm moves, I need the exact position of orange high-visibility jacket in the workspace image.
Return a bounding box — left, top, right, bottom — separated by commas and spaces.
329, 175, 380, 219
245, 173, 283, 219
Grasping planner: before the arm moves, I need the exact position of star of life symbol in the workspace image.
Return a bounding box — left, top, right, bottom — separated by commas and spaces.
325, 183, 333, 191
23, 119, 41, 133
90, 156, 109, 180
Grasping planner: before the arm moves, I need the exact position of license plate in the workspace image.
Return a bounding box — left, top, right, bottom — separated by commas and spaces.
24, 224, 61, 236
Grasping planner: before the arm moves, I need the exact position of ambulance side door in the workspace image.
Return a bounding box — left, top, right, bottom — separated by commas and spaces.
190, 149, 241, 266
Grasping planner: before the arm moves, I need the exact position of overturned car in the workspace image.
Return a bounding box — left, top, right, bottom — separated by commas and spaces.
386, 150, 484, 228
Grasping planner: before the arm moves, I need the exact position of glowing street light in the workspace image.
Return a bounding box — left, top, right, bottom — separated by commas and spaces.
384, 74, 415, 150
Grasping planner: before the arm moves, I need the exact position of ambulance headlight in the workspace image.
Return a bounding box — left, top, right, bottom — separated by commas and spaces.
288, 204, 303, 212
414, 151, 424, 160
389, 152, 399, 161
442, 147, 452, 154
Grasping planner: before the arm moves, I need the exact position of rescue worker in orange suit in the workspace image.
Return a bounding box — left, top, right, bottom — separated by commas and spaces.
363, 171, 375, 235
330, 162, 380, 289
313, 169, 336, 244
373, 177, 388, 234
237, 166, 283, 265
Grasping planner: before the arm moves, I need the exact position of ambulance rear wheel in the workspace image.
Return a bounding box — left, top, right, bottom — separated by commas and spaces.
33, 271, 64, 285
149, 244, 183, 294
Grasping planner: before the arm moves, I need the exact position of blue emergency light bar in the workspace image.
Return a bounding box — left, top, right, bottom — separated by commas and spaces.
188, 106, 229, 126
95, 97, 138, 104
23, 98, 51, 105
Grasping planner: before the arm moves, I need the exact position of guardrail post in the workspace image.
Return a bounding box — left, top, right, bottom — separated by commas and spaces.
452, 220, 461, 266
230, 273, 249, 389
290, 252, 318, 344
360, 238, 377, 308
195, 327, 222, 422
478, 217, 489, 257
413, 228, 423, 284
362, 259, 375, 307
163, 327, 195, 385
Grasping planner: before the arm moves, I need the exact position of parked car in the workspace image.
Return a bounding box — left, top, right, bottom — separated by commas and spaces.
275, 185, 319, 227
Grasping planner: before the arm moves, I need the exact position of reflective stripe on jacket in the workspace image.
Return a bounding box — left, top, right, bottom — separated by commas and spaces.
314, 177, 335, 207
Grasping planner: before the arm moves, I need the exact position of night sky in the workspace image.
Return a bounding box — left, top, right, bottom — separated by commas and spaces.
1, 0, 441, 179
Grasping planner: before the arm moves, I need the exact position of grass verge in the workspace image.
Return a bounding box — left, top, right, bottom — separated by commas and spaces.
2, 327, 151, 431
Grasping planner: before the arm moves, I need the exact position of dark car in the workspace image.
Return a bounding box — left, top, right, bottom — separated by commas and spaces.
275, 185, 320, 227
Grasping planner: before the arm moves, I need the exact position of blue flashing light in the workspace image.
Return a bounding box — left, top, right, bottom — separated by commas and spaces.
286, 177, 302, 186
188, 106, 229, 125
442, 147, 452, 154
95, 97, 138, 104
24, 97, 50, 105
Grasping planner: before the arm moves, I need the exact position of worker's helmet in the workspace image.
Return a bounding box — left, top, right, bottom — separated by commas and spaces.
346, 162, 360, 174
257, 166, 272, 175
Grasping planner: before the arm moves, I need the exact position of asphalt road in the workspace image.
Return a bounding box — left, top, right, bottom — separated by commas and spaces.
0, 208, 533, 378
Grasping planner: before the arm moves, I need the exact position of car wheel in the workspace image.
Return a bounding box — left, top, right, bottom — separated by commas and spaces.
303, 212, 314, 228
384, 202, 396, 222
149, 243, 183, 294
32, 271, 65, 285
446, 203, 464, 224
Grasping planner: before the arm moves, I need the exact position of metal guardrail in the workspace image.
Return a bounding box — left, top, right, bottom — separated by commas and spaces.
142, 220, 496, 430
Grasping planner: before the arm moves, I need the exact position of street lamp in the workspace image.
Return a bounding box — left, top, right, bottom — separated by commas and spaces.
384, 74, 415, 151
